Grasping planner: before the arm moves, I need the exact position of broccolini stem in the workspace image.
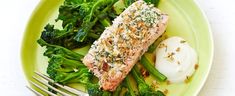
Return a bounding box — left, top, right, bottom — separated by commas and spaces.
88, 32, 100, 39
124, 75, 136, 96
131, 65, 145, 84
59, 68, 89, 83
51, 55, 85, 68
112, 85, 122, 96
97, 0, 116, 27
88, 0, 112, 21
100, 18, 111, 27
140, 55, 167, 81
37, 39, 84, 60
131, 65, 166, 96
147, 40, 158, 53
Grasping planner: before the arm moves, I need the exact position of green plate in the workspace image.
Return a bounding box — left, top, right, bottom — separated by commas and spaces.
21, 0, 213, 95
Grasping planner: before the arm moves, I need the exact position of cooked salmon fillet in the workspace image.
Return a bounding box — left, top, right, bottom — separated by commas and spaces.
83, 0, 168, 91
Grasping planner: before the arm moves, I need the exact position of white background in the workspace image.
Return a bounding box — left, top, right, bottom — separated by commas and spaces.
0, 0, 234, 95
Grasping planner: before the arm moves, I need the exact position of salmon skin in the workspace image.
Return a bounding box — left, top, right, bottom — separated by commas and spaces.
83, 0, 168, 91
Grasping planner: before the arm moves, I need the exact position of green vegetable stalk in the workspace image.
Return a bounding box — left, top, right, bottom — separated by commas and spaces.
113, 85, 122, 96
140, 54, 167, 81
124, 75, 136, 96
131, 65, 165, 96
37, 39, 83, 60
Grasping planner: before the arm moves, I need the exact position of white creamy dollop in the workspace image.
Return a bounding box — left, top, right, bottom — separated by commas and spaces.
155, 36, 198, 83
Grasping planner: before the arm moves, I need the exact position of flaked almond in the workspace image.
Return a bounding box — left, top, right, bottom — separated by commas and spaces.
194, 64, 199, 70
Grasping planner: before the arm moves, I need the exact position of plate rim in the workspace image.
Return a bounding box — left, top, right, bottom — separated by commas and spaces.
190, 0, 214, 95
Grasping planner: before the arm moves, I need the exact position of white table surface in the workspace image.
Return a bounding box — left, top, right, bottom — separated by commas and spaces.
0, 0, 234, 95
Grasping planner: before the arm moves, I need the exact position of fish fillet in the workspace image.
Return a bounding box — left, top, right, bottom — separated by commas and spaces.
83, 0, 168, 91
